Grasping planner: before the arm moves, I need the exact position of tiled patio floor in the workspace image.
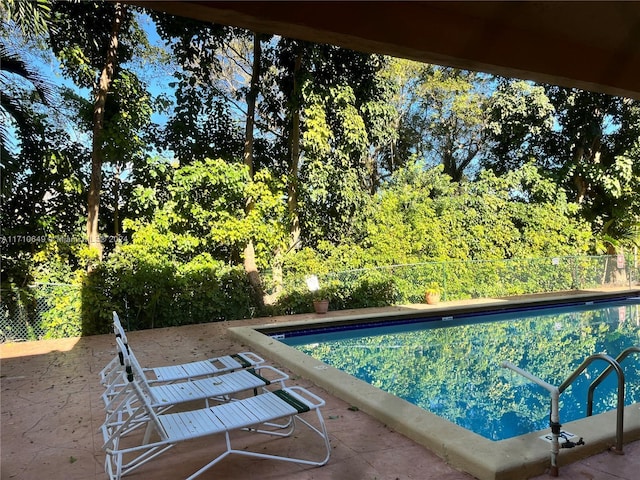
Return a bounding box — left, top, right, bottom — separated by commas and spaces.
1, 305, 639, 480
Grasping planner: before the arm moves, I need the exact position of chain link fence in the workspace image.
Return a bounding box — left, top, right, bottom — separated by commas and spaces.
322, 254, 638, 303
0, 283, 81, 343
1, 254, 638, 343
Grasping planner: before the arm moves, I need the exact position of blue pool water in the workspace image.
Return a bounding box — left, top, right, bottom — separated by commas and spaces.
279, 298, 640, 441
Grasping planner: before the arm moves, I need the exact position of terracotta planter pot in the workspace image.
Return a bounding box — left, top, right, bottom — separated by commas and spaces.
425, 292, 441, 305
313, 299, 329, 314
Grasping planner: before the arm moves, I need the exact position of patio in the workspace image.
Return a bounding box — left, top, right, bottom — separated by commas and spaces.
1, 304, 639, 480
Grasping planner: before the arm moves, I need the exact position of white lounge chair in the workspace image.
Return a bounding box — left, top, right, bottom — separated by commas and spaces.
104, 338, 290, 426
102, 334, 284, 410
101, 340, 331, 480
100, 312, 264, 388
104, 365, 288, 410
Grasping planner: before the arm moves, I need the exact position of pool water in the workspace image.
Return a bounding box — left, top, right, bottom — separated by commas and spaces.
280, 299, 640, 441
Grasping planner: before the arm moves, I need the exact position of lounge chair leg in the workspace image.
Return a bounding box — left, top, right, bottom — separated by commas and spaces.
143, 421, 153, 444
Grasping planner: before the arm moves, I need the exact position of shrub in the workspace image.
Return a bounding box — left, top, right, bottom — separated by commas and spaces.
38, 283, 83, 339
79, 248, 257, 332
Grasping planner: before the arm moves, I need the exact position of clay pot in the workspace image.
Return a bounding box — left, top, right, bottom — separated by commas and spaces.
313, 299, 329, 314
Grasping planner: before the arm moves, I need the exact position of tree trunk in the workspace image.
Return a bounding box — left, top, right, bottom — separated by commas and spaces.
288, 51, 303, 252
264, 248, 284, 305
87, 2, 124, 261
572, 131, 602, 205
113, 163, 121, 237
242, 33, 265, 309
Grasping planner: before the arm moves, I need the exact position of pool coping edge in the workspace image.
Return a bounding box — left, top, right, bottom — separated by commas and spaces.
229, 315, 640, 480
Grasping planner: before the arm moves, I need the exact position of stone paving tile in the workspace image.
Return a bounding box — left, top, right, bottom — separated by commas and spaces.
1, 305, 638, 480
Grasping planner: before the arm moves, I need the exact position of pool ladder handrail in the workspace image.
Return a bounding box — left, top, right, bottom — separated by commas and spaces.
501, 361, 562, 476
557, 353, 625, 455
502, 351, 629, 477
586, 346, 640, 417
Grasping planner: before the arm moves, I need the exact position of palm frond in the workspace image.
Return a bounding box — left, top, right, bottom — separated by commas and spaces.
1, 0, 52, 38
1, 42, 54, 105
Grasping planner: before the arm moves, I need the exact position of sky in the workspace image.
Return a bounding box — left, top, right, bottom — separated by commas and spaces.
2, 11, 178, 166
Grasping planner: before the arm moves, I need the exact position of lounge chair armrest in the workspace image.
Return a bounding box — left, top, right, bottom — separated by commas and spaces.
237, 351, 265, 366
252, 365, 289, 386
284, 386, 326, 409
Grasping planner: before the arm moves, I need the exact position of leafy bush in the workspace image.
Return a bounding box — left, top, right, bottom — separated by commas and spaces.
341, 272, 398, 308
172, 255, 254, 324
272, 270, 397, 314
38, 283, 83, 339
269, 289, 316, 316
78, 248, 257, 334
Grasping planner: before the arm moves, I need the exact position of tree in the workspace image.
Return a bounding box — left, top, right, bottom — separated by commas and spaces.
377, 62, 499, 183
1, 1, 87, 285
241, 32, 267, 306
266, 40, 393, 247
151, 13, 282, 302
417, 67, 492, 181
0, 42, 53, 197
123, 158, 287, 270
50, 0, 134, 259
485, 81, 640, 249
88, 2, 125, 258
359, 162, 592, 266
1, 0, 53, 178
484, 79, 555, 174
0, 0, 51, 38
151, 11, 243, 164
374, 58, 429, 182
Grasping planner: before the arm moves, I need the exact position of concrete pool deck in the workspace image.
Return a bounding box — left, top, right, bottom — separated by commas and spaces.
1, 289, 639, 480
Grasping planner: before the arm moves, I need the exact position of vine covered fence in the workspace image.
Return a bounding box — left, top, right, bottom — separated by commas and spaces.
1, 255, 637, 343
320, 254, 638, 304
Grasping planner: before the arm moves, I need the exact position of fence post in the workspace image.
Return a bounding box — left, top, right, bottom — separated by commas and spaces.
442, 262, 447, 301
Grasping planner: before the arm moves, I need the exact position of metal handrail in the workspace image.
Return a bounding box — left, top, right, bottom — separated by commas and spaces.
502, 352, 628, 476
587, 346, 640, 416
558, 353, 625, 454
501, 361, 562, 477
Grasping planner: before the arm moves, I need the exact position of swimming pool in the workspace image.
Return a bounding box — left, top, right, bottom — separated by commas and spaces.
279, 298, 640, 441
230, 292, 640, 479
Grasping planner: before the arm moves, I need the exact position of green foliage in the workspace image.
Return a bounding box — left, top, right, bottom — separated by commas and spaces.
171, 253, 254, 324
49, 1, 135, 88
79, 248, 255, 334
418, 67, 491, 181
1, 31, 86, 270
38, 282, 82, 339
342, 272, 398, 308
272, 271, 397, 315
71, 158, 288, 333
102, 70, 153, 163
4, 9, 637, 338
150, 13, 243, 164
424, 282, 441, 295
485, 80, 555, 173
485, 82, 640, 250
297, 56, 388, 245
361, 162, 592, 264
269, 288, 314, 316
269, 160, 596, 312
168, 158, 251, 252
123, 158, 287, 269
0, 284, 42, 340
1, 0, 51, 39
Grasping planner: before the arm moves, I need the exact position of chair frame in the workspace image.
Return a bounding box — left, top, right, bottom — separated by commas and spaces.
100, 312, 265, 390
103, 338, 291, 437
101, 343, 331, 480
